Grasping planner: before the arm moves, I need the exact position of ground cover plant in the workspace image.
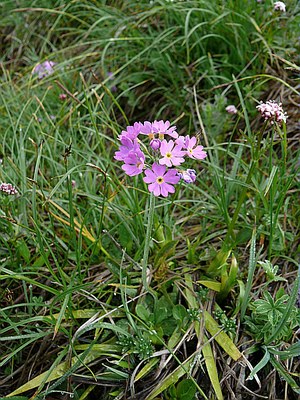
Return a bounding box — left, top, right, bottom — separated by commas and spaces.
0, 0, 299, 399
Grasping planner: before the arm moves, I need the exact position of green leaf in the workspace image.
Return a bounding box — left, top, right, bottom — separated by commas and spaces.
173, 304, 188, 322
154, 240, 178, 267
247, 349, 270, 381
197, 279, 221, 292
204, 311, 242, 361
154, 296, 172, 324
269, 354, 300, 394
136, 303, 151, 322
177, 379, 197, 400
202, 335, 224, 400
16, 240, 30, 262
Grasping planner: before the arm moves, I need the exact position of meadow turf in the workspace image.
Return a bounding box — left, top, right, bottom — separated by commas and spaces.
0, 1, 299, 399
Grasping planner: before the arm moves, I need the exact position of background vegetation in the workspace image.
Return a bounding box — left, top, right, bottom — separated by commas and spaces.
0, 0, 299, 399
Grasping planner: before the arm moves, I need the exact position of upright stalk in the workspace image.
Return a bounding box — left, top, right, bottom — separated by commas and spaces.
142, 193, 155, 291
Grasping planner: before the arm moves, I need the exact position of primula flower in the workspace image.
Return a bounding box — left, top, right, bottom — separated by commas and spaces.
159, 140, 185, 167
115, 120, 207, 197
274, 1, 286, 12
184, 136, 207, 160
122, 151, 145, 176
179, 169, 197, 183
256, 100, 287, 125
0, 183, 18, 195
140, 120, 178, 140
114, 137, 140, 161
152, 120, 178, 139
226, 105, 238, 115
119, 122, 143, 140
143, 163, 180, 197
150, 139, 161, 150
33, 61, 56, 79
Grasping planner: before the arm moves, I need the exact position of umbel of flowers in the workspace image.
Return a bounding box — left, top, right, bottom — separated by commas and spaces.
114, 120, 207, 197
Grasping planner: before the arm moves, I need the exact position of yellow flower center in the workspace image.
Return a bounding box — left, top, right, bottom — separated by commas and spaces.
156, 176, 164, 184
166, 152, 172, 159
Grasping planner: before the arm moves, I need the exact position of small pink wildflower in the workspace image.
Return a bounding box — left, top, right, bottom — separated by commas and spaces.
184, 136, 207, 160
150, 139, 161, 150
178, 169, 197, 183
143, 163, 180, 197
119, 122, 143, 141
159, 139, 185, 167
0, 183, 18, 195
59, 93, 67, 101
140, 120, 178, 140
256, 100, 287, 125
122, 151, 145, 176
152, 120, 178, 139
33, 61, 56, 79
114, 137, 140, 161
226, 105, 238, 115
274, 1, 286, 12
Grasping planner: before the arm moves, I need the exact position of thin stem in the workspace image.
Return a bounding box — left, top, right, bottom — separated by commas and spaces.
142, 193, 155, 291
224, 129, 264, 246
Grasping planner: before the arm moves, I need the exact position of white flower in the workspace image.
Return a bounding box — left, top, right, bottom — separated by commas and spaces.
274, 2, 286, 12
256, 100, 287, 125
226, 105, 238, 115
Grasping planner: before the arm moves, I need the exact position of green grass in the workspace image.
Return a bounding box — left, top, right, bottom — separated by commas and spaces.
0, 0, 300, 399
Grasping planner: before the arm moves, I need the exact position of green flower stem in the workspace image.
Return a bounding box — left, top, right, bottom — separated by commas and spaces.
142, 193, 155, 291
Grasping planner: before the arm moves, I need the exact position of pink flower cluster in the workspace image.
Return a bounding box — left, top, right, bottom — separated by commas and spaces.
256, 100, 287, 125
33, 61, 56, 79
114, 120, 207, 197
0, 183, 18, 195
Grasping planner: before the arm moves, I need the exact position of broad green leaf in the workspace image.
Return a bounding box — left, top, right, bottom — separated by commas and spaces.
204, 311, 242, 361
198, 279, 221, 292
136, 303, 151, 322
177, 379, 197, 400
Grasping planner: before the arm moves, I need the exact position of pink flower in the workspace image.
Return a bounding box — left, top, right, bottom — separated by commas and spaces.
122, 151, 145, 176
150, 139, 161, 150
140, 120, 178, 140
114, 137, 140, 161
225, 105, 238, 115
152, 120, 178, 139
143, 163, 180, 197
274, 1, 286, 12
256, 100, 287, 125
179, 169, 197, 183
59, 93, 67, 101
184, 136, 207, 160
119, 122, 143, 140
159, 139, 185, 167
33, 61, 56, 79
0, 183, 18, 195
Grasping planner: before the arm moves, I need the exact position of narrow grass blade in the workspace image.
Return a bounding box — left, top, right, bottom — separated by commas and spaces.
240, 229, 257, 320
